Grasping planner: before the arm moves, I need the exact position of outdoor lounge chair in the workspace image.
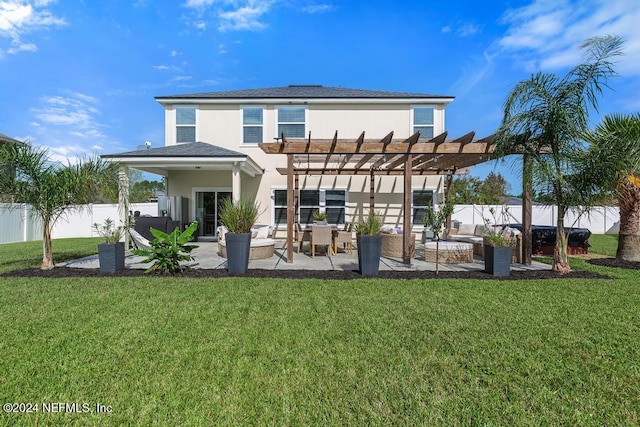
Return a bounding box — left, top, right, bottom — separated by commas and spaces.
129, 228, 152, 250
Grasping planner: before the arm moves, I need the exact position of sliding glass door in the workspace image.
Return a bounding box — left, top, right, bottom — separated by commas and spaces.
195, 191, 232, 238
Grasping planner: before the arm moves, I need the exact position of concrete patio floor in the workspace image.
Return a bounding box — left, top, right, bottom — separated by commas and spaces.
60, 240, 551, 272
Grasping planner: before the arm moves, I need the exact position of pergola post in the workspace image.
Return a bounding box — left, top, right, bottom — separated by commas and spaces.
286, 154, 294, 263
522, 153, 533, 265
369, 169, 375, 213
118, 165, 130, 248
294, 174, 299, 241
444, 174, 454, 236
403, 155, 412, 264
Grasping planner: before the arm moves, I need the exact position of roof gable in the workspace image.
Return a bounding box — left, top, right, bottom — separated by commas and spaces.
102, 142, 247, 158
156, 85, 453, 101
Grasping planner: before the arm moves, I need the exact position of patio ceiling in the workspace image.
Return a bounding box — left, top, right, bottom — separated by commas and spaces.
260, 131, 495, 176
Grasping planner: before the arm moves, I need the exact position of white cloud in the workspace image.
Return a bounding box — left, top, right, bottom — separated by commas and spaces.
441, 21, 480, 38
31, 93, 106, 140
0, 0, 66, 57
183, 0, 276, 32
450, 50, 496, 97
7, 40, 36, 53
456, 23, 480, 37
218, 4, 269, 31
499, 0, 640, 75
301, 4, 334, 14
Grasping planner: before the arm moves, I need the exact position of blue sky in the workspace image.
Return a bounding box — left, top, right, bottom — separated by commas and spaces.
1, 0, 639, 193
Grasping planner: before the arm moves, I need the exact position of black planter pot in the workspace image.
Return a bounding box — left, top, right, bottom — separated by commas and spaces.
357, 234, 383, 276
98, 242, 125, 273
225, 232, 252, 274
484, 245, 511, 277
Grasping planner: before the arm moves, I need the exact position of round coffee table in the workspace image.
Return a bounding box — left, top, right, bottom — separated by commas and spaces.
424, 241, 474, 263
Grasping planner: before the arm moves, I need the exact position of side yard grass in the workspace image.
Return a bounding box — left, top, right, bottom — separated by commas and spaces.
0, 237, 638, 425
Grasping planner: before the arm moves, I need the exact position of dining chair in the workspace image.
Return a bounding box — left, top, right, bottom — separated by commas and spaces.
333, 222, 353, 254
311, 224, 333, 257
295, 222, 311, 253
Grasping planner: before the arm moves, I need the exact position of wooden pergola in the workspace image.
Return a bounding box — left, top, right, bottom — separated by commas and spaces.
259, 130, 497, 264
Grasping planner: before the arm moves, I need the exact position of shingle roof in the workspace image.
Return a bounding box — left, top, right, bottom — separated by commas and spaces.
0, 132, 22, 145
156, 85, 453, 100
102, 142, 247, 158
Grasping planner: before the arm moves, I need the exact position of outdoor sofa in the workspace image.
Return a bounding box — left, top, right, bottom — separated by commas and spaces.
447, 223, 523, 263
217, 225, 276, 260
379, 226, 416, 258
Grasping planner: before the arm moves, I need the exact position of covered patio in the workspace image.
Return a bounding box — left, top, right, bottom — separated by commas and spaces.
259, 130, 499, 264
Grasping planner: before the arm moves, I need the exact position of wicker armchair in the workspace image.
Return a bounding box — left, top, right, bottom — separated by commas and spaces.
380, 233, 416, 258
333, 223, 353, 254
311, 224, 333, 257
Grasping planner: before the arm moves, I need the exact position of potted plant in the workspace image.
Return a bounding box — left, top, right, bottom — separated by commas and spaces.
483, 221, 511, 277
93, 217, 125, 273
218, 198, 260, 274
312, 210, 328, 224
355, 211, 382, 276
423, 199, 454, 274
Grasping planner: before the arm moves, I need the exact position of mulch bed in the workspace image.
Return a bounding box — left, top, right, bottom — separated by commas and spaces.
3, 267, 611, 280
587, 257, 640, 270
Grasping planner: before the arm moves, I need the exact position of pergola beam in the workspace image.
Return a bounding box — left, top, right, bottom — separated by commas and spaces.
275, 167, 457, 176
260, 140, 494, 155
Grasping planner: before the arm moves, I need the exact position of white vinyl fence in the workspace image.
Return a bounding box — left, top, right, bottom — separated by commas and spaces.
0, 203, 157, 244
450, 205, 621, 234
0, 203, 623, 245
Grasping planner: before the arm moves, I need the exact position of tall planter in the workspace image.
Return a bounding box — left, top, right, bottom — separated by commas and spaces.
98, 242, 125, 273
357, 234, 382, 276
226, 232, 252, 274
484, 244, 511, 277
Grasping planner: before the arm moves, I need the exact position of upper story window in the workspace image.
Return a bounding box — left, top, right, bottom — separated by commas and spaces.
412, 106, 434, 139
277, 106, 306, 138
176, 106, 196, 143
242, 106, 264, 144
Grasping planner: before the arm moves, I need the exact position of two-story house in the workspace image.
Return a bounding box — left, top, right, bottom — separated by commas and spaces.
104, 85, 491, 241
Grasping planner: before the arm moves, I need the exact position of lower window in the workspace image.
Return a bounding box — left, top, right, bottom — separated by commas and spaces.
273, 189, 346, 225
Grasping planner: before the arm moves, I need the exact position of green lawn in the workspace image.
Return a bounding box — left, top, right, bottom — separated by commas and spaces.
0, 238, 638, 425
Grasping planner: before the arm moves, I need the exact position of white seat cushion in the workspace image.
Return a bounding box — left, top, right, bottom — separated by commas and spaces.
255, 225, 270, 239
457, 223, 476, 235
219, 238, 275, 248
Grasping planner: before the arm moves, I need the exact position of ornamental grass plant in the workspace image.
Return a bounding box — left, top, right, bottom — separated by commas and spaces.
218, 198, 260, 233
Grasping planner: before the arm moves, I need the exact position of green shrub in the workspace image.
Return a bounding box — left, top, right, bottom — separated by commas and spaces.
132, 222, 199, 274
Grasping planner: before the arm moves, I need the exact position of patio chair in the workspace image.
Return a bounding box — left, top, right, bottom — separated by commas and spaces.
295, 223, 311, 253
333, 222, 353, 254
129, 228, 152, 250
311, 224, 333, 257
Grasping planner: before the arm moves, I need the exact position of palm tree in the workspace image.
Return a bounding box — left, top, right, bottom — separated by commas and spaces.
493, 35, 624, 274
581, 113, 640, 261
0, 142, 119, 269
